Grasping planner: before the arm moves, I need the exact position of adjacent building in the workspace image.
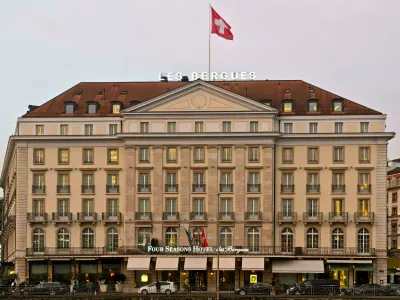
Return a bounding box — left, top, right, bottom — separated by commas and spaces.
0, 79, 394, 290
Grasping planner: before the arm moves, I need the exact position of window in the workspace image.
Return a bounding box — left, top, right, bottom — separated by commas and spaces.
58, 149, 69, 164
36, 125, 44, 136
308, 147, 319, 163
193, 198, 204, 215
393, 192, 398, 203
33, 228, 44, 252
309, 123, 318, 133
193, 172, 205, 187
82, 199, 93, 216
360, 122, 369, 133
139, 198, 150, 213
357, 228, 370, 253
283, 123, 293, 133
107, 228, 119, 251
247, 228, 260, 252
334, 122, 343, 133
333, 147, 344, 163
64, 103, 75, 114
139, 173, 149, 188
138, 228, 151, 247
220, 198, 232, 214
283, 101, 293, 112
192, 227, 203, 246
247, 198, 259, 214
307, 199, 318, 217
281, 228, 293, 252
165, 198, 177, 215
57, 173, 69, 192
109, 124, 118, 135
82, 228, 95, 248
139, 147, 149, 163
195, 122, 204, 133
108, 149, 118, 164
392, 222, 398, 234
332, 228, 344, 249
222, 121, 231, 132
282, 199, 292, 217
82, 173, 94, 189
112, 104, 121, 114
332, 100, 343, 112
248, 172, 259, 185
306, 228, 318, 249
167, 147, 177, 162
260, 100, 272, 106
359, 147, 370, 163
84, 124, 93, 135
87, 103, 97, 114
220, 228, 232, 247
83, 148, 94, 164
58, 199, 69, 217
165, 228, 178, 247
282, 148, 293, 163
167, 122, 176, 133
332, 173, 344, 189
193, 147, 205, 162
33, 199, 44, 216
392, 206, 397, 216
34, 149, 45, 164
249, 147, 259, 162
220, 172, 232, 186
60, 125, 69, 136
221, 147, 232, 162
140, 122, 149, 133
391, 240, 397, 250
250, 121, 258, 132
57, 228, 70, 248
166, 173, 177, 188
307, 173, 319, 193
282, 173, 293, 187
358, 173, 370, 192
358, 199, 369, 217
107, 173, 119, 187
308, 101, 318, 112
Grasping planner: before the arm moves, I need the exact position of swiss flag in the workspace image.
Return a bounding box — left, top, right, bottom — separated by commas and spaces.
200, 228, 209, 247
211, 7, 234, 40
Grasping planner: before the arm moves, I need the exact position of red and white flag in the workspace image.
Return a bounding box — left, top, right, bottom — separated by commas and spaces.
200, 228, 209, 247
211, 7, 234, 40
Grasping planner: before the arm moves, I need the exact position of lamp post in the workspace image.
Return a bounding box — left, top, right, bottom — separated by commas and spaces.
216, 193, 220, 300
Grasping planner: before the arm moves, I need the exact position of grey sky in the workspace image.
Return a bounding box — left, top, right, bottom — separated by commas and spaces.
1, 0, 399, 166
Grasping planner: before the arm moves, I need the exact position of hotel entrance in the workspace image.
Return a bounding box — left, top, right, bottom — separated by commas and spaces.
189, 270, 207, 291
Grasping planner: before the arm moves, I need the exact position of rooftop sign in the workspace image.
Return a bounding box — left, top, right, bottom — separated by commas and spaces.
159, 72, 256, 81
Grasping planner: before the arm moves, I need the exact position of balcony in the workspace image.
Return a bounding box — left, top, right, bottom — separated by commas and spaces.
32, 185, 46, 194
138, 184, 151, 193
57, 185, 70, 194
332, 184, 346, 193
219, 212, 235, 222
192, 184, 206, 193
328, 212, 349, 224
162, 212, 179, 221
277, 212, 297, 224
389, 179, 400, 188
165, 184, 178, 193
306, 184, 320, 193
81, 185, 95, 194
247, 184, 260, 193
358, 184, 371, 193
102, 212, 122, 224
281, 185, 294, 194
303, 212, 323, 224
245, 212, 262, 221
220, 184, 233, 193
52, 213, 72, 224
77, 212, 97, 224
135, 212, 152, 221
106, 185, 119, 194
354, 212, 374, 224
190, 212, 207, 222
1, 215, 16, 240
27, 213, 48, 224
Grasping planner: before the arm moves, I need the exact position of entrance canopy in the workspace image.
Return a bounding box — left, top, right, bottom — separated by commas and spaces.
212, 257, 236, 270
184, 257, 207, 270
156, 257, 179, 270
354, 264, 373, 271
242, 257, 264, 271
272, 260, 324, 273
327, 260, 373, 264
127, 257, 150, 270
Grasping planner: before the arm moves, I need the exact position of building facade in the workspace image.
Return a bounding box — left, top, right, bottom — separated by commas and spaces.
388, 159, 400, 266
0, 79, 394, 290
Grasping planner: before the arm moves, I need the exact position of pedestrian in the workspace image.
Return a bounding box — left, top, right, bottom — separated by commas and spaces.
73, 280, 78, 293
184, 277, 190, 293
156, 281, 161, 293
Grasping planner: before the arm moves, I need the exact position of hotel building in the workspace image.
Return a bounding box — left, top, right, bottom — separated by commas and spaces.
388, 160, 400, 261
0, 79, 394, 290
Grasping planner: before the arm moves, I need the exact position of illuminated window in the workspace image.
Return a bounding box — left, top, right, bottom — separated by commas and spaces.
281, 228, 293, 253
60, 125, 69, 136
167, 147, 177, 162
358, 173, 370, 193
358, 199, 369, 217
332, 228, 344, 249
112, 104, 121, 114
108, 149, 119, 164
282, 101, 293, 112
34, 149, 45, 164
332, 100, 343, 112
58, 149, 69, 164
165, 227, 178, 247
36, 125, 44, 136
308, 101, 318, 112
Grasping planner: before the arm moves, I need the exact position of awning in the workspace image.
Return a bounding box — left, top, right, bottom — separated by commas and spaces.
242, 257, 264, 271
272, 260, 324, 273
184, 257, 207, 270
212, 258, 236, 270
327, 260, 373, 264
328, 264, 349, 271
127, 257, 150, 270
156, 257, 179, 270
354, 264, 373, 271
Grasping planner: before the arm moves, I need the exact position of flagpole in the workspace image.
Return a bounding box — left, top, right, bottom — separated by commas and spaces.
208, 3, 211, 81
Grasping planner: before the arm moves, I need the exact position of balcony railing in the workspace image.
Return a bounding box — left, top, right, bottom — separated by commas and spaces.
358, 184, 372, 193
303, 212, 323, 223
220, 184, 233, 193
135, 212, 152, 221
106, 185, 119, 194
328, 212, 349, 223
57, 185, 70, 194
27, 212, 48, 223
306, 184, 320, 193
219, 212, 235, 222
281, 185, 294, 193
138, 184, 151, 193
192, 184, 206, 193
52, 212, 72, 223
332, 184, 346, 193
354, 212, 374, 223
165, 184, 178, 193
32, 185, 46, 194
277, 212, 297, 223
190, 212, 207, 221
162, 212, 179, 221
81, 185, 95, 194
247, 184, 260, 193
102, 212, 122, 223
77, 212, 97, 223
245, 212, 262, 221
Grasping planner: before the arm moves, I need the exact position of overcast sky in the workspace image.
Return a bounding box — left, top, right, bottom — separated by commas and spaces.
1, 0, 399, 168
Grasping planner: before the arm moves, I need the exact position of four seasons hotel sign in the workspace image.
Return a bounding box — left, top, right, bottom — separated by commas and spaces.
158, 72, 256, 81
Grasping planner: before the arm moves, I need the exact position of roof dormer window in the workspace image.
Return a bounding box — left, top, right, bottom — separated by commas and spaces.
282, 101, 293, 113
64, 103, 75, 114
87, 103, 98, 114
260, 100, 272, 106
308, 100, 319, 112
112, 103, 121, 114
130, 101, 140, 106
332, 100, 344, 112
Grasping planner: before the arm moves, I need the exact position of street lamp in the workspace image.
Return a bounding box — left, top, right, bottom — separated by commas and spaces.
216, 193, 220, 300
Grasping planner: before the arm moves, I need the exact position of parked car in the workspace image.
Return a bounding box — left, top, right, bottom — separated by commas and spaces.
138, 281, 178, 295
19, 282, 68, 295
288, 279, 340, 295
342, 284, 387, 296
235, 283, 285, 295
385, 284, 400, 296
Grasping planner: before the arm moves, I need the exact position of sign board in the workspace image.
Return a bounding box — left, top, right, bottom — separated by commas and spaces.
250, 274, 257, 284
159, 72, 257, 81
147, 245, 249, 254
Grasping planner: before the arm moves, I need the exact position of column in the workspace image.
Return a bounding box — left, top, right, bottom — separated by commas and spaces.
152, 146, 164, 242
124, 146, 136, 246
234, 145, 246, 246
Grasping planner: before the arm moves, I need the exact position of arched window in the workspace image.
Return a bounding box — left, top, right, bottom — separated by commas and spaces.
281, 228, 293, 253
57, 228, 70, 249
332, 228, 344, 249
107, 228, 118, 252
33, 228, 44, 252
82, 228, 94, 248
138, 228, 151, 247
220, 228, 232, 247
358, 228, 370, 254
306, 228, 318, 249
165, 228, 178, 247
247, 227, 259, 252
